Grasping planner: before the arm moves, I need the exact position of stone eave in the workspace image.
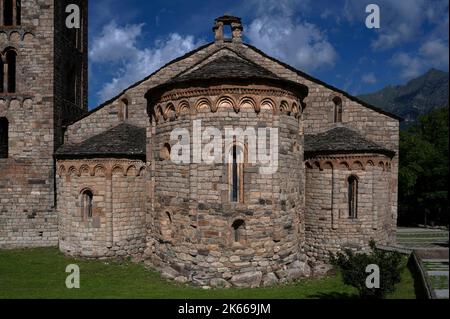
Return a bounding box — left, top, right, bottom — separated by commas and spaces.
304, 149, 396, 160
54, 153, 146, 161
145, 76, 309, 105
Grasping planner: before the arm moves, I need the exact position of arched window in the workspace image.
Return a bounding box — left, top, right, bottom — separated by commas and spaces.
333, 97, 343, 123
120, 98, 129, 121
232, 219, 246, 244
81, 189, 93, 218
0, 117, 8, 158
5, 49, 16, 93
2, 0, 20, 26
348, 175, 358, 219
229, 144, 244, 203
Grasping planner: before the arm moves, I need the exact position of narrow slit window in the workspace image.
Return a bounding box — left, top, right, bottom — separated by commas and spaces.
348, 176, 358, 219
6, 49, 16, 93
229, 145, 243, 202
333, 97, 343, 123
121, 99, 129, 120
16, 0, 21, 25
81, 189, 93, 218
3, 0, 13, 26
0, 117, 8, 158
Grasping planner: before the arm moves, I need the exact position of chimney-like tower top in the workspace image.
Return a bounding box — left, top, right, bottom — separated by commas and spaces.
213, 15, 243, 43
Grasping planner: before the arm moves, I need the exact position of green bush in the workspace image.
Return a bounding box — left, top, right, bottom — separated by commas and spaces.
330, 240, 403, 299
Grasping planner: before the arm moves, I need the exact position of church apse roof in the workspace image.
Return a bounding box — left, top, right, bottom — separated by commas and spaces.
55, 123, 146, 160
304, 126, 395, 158
171, 55, 281, 83
145, 55, 309, 101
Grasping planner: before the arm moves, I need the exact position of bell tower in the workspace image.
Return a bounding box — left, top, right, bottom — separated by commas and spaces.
213, 15, 243, 43
0, 0, 88, 248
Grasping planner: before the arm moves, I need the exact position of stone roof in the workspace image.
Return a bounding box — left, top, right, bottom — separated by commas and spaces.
171, 55, 281, 83
304, 126, 395, 158
145, 54, 309, 101
55, 123, 146, 160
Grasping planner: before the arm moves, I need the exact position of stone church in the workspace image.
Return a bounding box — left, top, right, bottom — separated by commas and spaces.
1, 1, 400, 287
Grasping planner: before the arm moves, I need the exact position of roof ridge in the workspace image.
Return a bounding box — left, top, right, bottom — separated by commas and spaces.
170, 47, 243, 79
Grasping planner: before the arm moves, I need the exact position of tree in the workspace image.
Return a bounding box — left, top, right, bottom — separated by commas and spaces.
398, 107, 449, 226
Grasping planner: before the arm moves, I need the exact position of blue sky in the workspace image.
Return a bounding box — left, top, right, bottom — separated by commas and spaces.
87, 0, 449, 108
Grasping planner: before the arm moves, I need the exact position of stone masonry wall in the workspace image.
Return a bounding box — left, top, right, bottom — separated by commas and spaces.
63, 42, 398, 245
57, 32, 399, 285
144, 83, 310, 287
57, 159, 146, 257
305, 155, 393, 262
0, 0, 88, 248
1, 0, 57, 248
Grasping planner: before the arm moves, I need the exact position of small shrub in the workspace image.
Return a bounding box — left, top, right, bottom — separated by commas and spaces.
330, 240, 403, 299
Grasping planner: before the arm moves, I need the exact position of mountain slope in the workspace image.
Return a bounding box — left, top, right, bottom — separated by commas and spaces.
358, 69, 449, 127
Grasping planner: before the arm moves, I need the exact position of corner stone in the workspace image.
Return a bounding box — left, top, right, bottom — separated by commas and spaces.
262, 272, 279, 287
210, 278, 232, 288
161, 267, 180, 280
230, 271, 263, 288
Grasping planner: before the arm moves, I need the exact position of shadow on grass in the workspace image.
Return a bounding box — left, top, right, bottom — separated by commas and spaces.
307, 292, 358, 299
407, 255, 428, 299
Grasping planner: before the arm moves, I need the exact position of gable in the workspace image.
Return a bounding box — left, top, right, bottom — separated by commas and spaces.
242, 43, 402, 121
64, 38, 400, 146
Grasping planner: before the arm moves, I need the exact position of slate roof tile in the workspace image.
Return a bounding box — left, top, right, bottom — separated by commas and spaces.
304, 126, 395, 158
171, 55, 281, 83
55, 123, 146, 159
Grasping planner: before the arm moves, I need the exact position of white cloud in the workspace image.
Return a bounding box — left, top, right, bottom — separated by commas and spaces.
391, 38, 449, 79
242, 0, 337, 72
89, 22, 144, 63
343, 0, 449, 79
246, 16, 337, 72
90, 22, 204, 102
344, 0, 448, 51
240, 0, 311, 17
390, 53, 423, 79
419, 39, 449, 69
361, 73, 377, 84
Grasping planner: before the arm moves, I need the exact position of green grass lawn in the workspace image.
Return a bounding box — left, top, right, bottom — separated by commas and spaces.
0, 248, 416, 299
